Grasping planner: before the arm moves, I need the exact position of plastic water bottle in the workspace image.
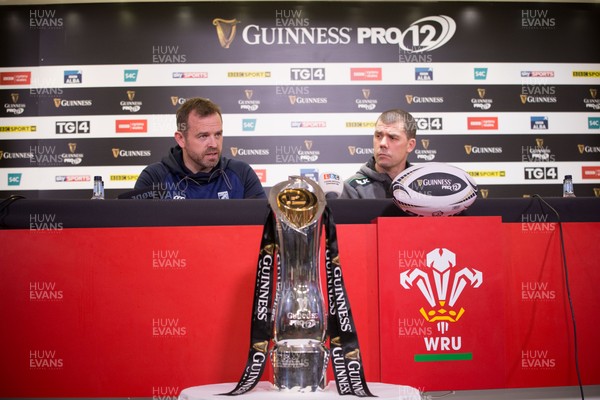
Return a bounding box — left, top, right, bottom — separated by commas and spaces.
91, 176, 105, 200
562, 175, 575, 198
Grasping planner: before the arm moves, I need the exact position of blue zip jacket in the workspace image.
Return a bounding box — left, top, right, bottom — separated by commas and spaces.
134, 146, 266, 199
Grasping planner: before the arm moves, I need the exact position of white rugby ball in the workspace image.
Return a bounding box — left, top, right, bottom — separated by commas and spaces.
392, 163, 478, 217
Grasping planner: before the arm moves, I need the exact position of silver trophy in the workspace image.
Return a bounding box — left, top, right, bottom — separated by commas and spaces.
268, 176, 329, 392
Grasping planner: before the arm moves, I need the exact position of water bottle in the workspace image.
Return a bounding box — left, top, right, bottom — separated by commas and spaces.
91, 176, 105, 200
562, 175, 575, 198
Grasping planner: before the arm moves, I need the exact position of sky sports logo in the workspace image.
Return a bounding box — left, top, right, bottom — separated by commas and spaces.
589, 117, 600, 129
172, 72, 208, 79
291, 121, 327, 128
8, 173, 22, 186
521, 70, 554, 78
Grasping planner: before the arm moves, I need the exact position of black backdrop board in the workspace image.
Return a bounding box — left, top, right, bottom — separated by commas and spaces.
1, 2, 599, 199
3, 2, 600, 65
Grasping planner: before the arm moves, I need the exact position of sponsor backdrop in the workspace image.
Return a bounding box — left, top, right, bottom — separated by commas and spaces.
1, 218, 599, 397
1, 1, 600, 199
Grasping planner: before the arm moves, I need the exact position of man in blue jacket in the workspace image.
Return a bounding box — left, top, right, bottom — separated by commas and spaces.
134, 97, 266, 199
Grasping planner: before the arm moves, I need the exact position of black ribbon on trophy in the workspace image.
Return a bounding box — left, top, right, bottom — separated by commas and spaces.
323, 207, 374, 397
223, 209, 277, 396
223, 176, 374, 397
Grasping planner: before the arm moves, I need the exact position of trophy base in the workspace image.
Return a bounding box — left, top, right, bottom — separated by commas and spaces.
179, 382, 423, 400
271, 339, 329, 392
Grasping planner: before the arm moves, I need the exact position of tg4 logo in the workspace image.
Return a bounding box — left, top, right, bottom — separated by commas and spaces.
524, 167, 558, 180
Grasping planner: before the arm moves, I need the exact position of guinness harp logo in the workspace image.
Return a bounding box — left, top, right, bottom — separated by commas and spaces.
213, 18, 240, 49
112, 148, 120, 158
345, 348, 361, 361
11, 93, 19, 103
68, 143, 77, 153
263, 243, 276, 256
520, 94, 528, 104
252, 340, 269, 354
127, 91, 136, 101
230, 147, 239, 157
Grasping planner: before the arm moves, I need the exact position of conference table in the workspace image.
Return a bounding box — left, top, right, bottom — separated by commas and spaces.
0, 197, 598, 398
1, 196, 599, 228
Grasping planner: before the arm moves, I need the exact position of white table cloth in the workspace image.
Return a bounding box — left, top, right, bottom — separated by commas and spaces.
179, 382, 422, 400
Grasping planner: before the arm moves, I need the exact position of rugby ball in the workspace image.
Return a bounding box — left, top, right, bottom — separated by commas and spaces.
392, 163, 478, 217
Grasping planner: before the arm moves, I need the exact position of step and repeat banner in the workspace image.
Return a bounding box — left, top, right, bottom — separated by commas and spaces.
1, 1, 600, 199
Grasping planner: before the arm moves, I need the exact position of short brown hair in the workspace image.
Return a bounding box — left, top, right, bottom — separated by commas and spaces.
377, 109, 417, 140
176, 97, 222, 133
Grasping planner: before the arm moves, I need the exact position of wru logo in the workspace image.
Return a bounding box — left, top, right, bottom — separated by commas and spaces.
400, 248, 482, 334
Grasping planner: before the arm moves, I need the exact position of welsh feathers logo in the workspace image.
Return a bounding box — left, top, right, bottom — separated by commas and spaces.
401, 248, 482, 335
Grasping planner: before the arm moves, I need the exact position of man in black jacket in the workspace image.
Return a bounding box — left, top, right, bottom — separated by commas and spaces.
341, 109, 417, 199
134, 97, 266, 199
